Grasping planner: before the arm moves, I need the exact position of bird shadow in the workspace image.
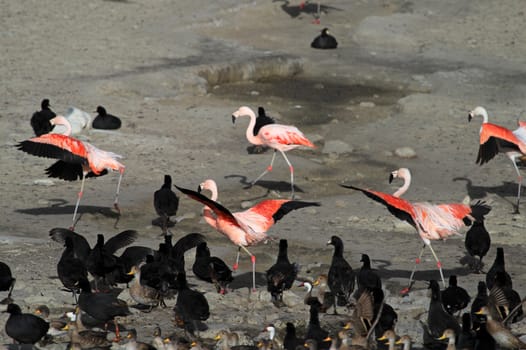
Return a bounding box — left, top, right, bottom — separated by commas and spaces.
372, 258, 474, 286
15, 200, 120, 228
228, 271, 267, 290
15, 201, 119, 218
224, 174, 305, 197
273, 0, 343, 19
453, 177, 523, 209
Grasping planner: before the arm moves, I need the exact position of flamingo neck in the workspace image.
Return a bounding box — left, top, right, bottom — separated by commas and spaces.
51, 115, 72, 136
202, 180, 219, 201
393, 171, 411, 197
240, 107, 264, 145
478, 107, 489, 123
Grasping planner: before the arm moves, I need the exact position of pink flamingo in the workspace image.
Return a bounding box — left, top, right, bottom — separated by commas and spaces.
468, 106, 526, 213
341, 168, 491, 293
176, 179, 320, 290
232, 106, 316, 198
17, 115, 125, 229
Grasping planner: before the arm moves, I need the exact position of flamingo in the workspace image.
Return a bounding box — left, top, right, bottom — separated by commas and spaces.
341, 168, 491, 292
468, 106, 526, 213
17, 115, 125, 229
232, 106, 316, 198
175, 179, 320, 290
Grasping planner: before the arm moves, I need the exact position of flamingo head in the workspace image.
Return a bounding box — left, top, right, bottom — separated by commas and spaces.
468, 106, 488, 123
389, 168, 411, 184
232, 106, 255, 124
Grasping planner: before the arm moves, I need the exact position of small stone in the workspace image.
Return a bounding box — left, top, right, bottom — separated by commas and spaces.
322, 140, 353, 155
359, 101, 375, 108
240, 200, 254, 209
394, 147, 417, 158
33, 179, 55, 186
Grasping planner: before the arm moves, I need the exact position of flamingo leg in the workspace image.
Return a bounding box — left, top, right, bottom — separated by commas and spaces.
427, 243, 446, 288
113, 169, 124, 214
279, 150, 295, 198
510, 155, 522, 214
233, 247, 241, 271
251, 150, 277, 186
71, 173, 87, 230
401, 244, 426, 294
239, 245, 257, 291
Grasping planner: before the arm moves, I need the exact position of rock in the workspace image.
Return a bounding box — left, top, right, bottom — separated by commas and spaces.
240, 200, 255, 209
322, 140, 353, 155
359, 101, 375, 108
33, 179, 55, 186
282, 290, 303, 307
394, 146, 417, 158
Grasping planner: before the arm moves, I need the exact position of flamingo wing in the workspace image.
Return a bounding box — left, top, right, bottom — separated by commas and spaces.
259, 124, 315, 148
45, 160, 108, 181
236, 199, 321, 233
477, 123, 526, 164
340, 184, 417, 228
17, 134, 88, 165
175, 185, 238, 226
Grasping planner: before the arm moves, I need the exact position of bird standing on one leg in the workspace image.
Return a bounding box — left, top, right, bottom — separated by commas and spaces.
341, 167, 491, 292
176, 179, 320, 291
232, 106, 316, 198
468, 106, 526, 213
17, 115, 125, 229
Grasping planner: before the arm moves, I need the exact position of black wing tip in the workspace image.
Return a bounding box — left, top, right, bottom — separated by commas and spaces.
339, 183, 362, 191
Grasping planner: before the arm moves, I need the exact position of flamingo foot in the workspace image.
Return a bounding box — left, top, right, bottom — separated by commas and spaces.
233, 263, 239, 271
400, 287, 411, 296
312, 18, 320, 24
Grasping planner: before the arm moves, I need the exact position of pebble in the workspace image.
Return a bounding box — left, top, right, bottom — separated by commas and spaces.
33, 179, 55, 186
322, 140, 353, 155
359, 101, 375, 108
394, 146, 417, 158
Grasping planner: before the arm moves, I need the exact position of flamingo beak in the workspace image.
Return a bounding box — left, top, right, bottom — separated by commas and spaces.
232, 115, 236, 124
468, 113, 473, 122
389, 173, 395, 184
197, 185, 203, 193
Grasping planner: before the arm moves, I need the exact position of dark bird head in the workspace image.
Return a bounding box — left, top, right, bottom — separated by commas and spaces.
321, 28, 330, 36
163, 174, 172, 188
327, 235, 342, 246
96, 106, 107, 115
360, 254, 370, 263
5, 303, 22, 315
448, 275, 458, 287
41, 99, 51, 109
